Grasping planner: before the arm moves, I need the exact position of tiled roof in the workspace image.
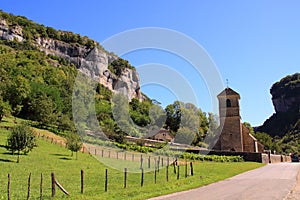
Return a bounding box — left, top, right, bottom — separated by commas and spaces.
217, 87, 240, 98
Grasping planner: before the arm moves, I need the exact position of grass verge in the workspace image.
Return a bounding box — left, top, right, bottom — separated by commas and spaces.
0, 117, 265, 199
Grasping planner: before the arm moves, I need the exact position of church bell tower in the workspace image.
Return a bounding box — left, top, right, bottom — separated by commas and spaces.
217, 87, 243, 152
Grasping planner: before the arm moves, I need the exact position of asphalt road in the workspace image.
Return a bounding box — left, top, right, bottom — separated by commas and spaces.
148, 163, 300, 200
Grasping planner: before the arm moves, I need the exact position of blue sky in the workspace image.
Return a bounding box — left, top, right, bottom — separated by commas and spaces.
1, 1, 299, 126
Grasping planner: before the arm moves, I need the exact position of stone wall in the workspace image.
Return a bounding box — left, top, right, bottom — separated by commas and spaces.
242, 124, 255, 152
186, 149, 292, 163
219, 117, 243, 152
262, 153, 292, 164
186, 150, 264, 162
261, 153, 269, 163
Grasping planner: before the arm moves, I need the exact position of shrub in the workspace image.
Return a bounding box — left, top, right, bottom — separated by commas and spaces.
6, 124, 36, 163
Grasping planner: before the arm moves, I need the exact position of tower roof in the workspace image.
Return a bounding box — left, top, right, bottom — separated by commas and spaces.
217, 87, 240, 99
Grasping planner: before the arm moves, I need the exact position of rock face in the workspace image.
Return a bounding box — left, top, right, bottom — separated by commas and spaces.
270, 73, 300, 113
0, 19, 24, 42
0, 19, 142, 100
257, 73, 300, 137
272, 95, 300, 113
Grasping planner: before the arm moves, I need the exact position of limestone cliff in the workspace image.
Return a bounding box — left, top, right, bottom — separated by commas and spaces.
257, 73, 300, 137
0, 19, 24, 42
0, 18, 141, 101
270, 73, 300, 113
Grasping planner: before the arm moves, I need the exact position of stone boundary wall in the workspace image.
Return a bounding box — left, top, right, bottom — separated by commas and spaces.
262, 153, 292, 164
185, 149, 291, 163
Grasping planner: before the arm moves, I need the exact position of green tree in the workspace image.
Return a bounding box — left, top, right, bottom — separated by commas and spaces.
6, 124, 36, 163
129, 98, 151, 127
149, 104, 166, 128
66, 133, 83, 160
109, 58, 134, 76
243, 122, 255, 135
254, 132, 273, 150
7, 75, 30, 115
204, 112, 219, 147
174, 127, 196, 145
27, 93, 57, 126
0, 97, 11, 122
165, 101, 181, 132
198, 111, 209, 142
57, 114, 75, 132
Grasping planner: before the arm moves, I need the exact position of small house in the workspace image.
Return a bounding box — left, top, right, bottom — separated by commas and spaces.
147, 128, 174, 142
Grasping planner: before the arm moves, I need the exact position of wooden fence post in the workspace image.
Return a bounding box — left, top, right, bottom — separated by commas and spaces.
141, 168, 144, 187
166, 166, 169, 182
40, 173, 43, 200
177, 165, 180, 180
101, 149, 104, 157
190, 162, 194, 176
124, 168, 127, 189
7, 173, 10, 200
51, 172, 56, 197
27, 172, 31, 200
162, 157, 164, 167
148, 156, 151, 169
140, 155, 143, 169
81, 170, 84, 194
124, 152, 126, 160
158, 156, 160, 170
185, 162, 188, 178
105, 169, 108, 192
94, 149, 97, 155
108, 151, 110, 158
132, 154, 134, 161
154, 168, 157, 184
167, 157, 170, 166
173, 163, 176, 174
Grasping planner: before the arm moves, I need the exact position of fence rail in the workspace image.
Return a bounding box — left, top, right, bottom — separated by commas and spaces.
6, 161, 194, 199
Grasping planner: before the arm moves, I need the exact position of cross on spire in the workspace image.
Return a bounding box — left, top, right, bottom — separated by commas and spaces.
226, 79, 229, 88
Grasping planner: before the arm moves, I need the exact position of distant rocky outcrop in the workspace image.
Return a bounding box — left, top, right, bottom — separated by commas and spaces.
0, 17, 142, 101
270, 73, 300, 113
0, 19, 24, 42
257, 73, 300, 137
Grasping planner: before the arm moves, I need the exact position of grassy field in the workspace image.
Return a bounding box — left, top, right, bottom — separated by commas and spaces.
0, 118, 265, 199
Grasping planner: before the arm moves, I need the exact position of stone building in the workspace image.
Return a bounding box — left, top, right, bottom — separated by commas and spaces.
147, 128, 174, 142
213, 87, 264, 153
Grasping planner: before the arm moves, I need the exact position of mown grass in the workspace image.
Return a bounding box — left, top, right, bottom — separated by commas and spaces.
0, 117, 265, 200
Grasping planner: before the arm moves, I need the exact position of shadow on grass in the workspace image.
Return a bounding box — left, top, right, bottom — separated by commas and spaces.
59, 157, 72, 160
51, 153, 70, 157
0, 158, 15, 163
1, 152, 13, 155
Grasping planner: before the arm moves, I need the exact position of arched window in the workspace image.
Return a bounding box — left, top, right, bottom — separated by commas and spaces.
226, 99, 231, 107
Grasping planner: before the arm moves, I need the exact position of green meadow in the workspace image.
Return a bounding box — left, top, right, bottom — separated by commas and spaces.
0, 117, 264, 200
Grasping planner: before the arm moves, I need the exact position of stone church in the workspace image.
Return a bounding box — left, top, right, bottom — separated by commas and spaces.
213, 87, 264, 153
